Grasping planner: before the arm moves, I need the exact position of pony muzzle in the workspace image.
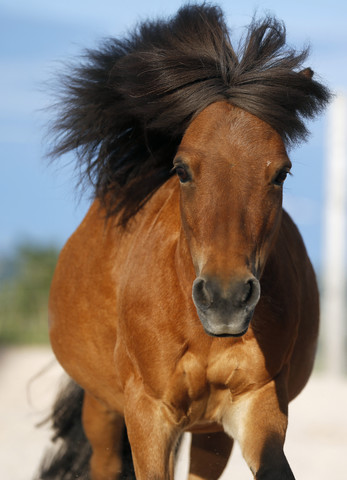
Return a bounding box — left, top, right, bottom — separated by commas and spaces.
192, 275, 261, 337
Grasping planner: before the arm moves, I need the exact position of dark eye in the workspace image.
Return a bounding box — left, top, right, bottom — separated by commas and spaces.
175, 166, 190, 183
273, 169, 289, 186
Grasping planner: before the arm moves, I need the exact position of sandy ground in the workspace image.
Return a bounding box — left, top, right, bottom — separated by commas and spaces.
1, 346, 347, 480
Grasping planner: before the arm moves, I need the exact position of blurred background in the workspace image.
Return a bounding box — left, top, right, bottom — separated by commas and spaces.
1, 0, 346, 479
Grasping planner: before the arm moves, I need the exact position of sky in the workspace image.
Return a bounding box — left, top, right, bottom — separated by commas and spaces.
1, 0, 347, 271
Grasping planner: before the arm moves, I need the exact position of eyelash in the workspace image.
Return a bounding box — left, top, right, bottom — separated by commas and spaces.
273, 169, 291, 186
172, 165, 191, 183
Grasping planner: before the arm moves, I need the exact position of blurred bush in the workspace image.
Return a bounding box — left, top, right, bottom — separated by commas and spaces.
0, 244, 59, 344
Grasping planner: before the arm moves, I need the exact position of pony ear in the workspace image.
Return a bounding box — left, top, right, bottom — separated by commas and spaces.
300, 67, 314, 79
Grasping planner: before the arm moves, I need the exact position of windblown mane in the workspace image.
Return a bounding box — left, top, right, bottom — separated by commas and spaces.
49, 3, 330, 225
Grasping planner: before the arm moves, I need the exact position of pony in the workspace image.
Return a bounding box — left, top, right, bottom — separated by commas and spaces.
37, 4, 330, 480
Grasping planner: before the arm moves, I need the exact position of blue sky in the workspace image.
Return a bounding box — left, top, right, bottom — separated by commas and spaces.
1, 0, 347, 270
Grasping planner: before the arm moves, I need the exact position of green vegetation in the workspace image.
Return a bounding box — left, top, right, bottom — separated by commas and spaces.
0, 245, 59, 344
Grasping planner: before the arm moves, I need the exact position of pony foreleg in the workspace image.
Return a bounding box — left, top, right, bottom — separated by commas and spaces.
188, 431, 233, 480
123, 380, 181, 480
222, 374, 295, 480
82, 392, 124, 480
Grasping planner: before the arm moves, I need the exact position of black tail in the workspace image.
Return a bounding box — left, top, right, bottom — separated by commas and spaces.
35, 379, 135, 479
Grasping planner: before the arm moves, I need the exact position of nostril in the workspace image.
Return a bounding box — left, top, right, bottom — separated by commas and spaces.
233, 277, 260, 309
241, 280, 253, 304
192, 277, 212, 310
244, 278, 260, 308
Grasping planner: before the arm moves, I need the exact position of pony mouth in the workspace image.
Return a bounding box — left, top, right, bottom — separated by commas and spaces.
196, 306, 253, 338
203, 326, 249, 338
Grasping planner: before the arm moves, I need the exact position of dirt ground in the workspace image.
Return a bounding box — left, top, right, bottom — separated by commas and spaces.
1, 346, 347, 480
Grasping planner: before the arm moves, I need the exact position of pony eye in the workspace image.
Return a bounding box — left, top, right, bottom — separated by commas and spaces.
273, 169, 289, 186
175, 166, 190, 183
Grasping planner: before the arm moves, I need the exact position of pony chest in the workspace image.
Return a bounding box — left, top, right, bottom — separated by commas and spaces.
163, 342, 266, 426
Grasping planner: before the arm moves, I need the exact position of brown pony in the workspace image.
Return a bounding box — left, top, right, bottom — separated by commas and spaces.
38, 4, 330, 480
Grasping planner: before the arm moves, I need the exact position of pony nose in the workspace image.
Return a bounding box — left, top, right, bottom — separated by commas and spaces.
192, 276, 260, 312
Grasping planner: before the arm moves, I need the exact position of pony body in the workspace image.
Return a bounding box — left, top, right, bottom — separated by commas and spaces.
47, 104, 319, 480
40, 4, 329, 480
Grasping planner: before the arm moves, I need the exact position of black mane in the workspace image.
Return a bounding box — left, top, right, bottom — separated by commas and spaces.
49, 3, 330, 224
